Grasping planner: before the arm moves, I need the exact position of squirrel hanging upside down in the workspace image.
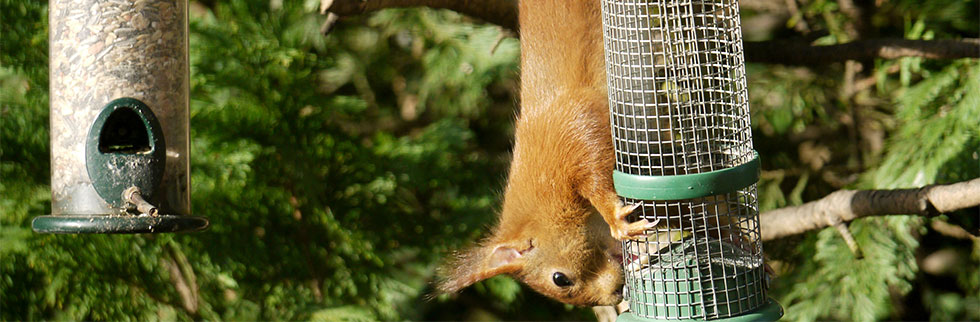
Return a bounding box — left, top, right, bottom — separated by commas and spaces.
435, 0, 654, 307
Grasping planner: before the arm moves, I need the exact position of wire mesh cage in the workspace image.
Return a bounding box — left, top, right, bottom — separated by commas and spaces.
600, 0, 780, 320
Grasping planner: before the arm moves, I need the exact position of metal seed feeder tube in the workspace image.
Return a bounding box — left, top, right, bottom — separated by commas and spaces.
600, 0, 783, 320
33, 0, 208, 234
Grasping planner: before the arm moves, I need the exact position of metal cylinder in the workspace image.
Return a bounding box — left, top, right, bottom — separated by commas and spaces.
37, 0, 204, 233
600, 0, 778, 320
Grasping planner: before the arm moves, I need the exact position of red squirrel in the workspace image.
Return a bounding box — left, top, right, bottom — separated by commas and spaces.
436, 0, 654, 306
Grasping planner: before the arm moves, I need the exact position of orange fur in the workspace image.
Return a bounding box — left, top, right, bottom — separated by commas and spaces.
436, 0, 651, 306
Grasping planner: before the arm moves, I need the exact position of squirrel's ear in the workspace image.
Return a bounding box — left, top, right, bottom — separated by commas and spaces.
436, 243, 528, 294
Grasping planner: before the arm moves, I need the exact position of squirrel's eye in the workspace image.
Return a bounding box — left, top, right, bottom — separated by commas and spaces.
552, 272, 573, 287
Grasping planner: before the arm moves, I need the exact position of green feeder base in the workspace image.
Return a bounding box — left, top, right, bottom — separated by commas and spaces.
617, 299, 782, 322
32, 214, 209, 234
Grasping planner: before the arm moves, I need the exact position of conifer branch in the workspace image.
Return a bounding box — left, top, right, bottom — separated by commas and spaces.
761, 178, 980, 241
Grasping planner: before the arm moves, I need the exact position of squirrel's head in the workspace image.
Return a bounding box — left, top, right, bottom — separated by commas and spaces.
436, 211, 624, 306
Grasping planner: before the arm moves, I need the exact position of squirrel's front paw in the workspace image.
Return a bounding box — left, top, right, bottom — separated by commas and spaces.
609, 203, 660, 240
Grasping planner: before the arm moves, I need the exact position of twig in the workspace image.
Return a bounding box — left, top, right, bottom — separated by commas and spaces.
782, 0, 809, 34
931, 219, 979, 240
761, 178, 980, 241
854, 63, 901, 92
320, 12, 341, 35
164, 241, 200, 314
285, 187, 325, 303
489, 27, 510, 56
836, 0, 872, 40
741, 0, 791, 14
833, 222, 864, 258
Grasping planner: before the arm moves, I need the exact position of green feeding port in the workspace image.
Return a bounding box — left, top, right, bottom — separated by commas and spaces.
86, 98, 167, 208
33, 98, 208, 234
98, 106, 152, 154
600, 0, 782, 320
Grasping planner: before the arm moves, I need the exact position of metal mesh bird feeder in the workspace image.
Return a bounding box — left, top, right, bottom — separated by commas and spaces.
33, 0, 208, 234
600, 0, 782, 320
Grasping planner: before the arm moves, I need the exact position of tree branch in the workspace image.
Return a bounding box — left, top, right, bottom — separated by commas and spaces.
744, 39, 980, 65
761, 178, 980, 241
320, 0, 518, 31
164, 241, 200, 315
319, 0, 979, 64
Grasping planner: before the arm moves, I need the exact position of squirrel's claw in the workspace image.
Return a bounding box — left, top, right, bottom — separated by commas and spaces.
615, 203, 640, 220
609, 203, 655, 240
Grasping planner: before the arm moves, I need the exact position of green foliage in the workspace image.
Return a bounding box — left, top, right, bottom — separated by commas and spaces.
768, 60, 979, 322
776, 218, 919, 321
748, 0, 978, 320
875, 62, 980, 187
2, 0, 977, 320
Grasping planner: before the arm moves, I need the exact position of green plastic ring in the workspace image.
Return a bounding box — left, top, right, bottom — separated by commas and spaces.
616, 299, 783, 322
613, 151, 760, 200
